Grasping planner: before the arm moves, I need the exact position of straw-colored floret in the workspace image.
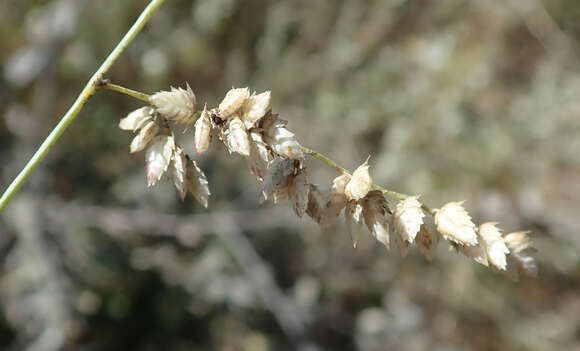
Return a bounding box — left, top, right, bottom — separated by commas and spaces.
479, 222, 510, 270
151, 85, 196, 125
345, 160, 371, 201
394, 196, 424, 244
434, 201, 478, 246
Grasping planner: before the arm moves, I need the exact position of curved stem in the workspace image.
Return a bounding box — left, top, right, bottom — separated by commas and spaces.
0, 0, 166, 213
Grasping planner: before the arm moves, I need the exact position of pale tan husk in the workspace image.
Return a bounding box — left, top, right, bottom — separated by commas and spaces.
394, 196, 424, 244
345, 160, 371, 201
434, 201, 478, 246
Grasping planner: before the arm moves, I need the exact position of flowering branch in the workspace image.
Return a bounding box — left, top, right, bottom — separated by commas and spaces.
0, 0, 166, 213
105, 81, 537, 280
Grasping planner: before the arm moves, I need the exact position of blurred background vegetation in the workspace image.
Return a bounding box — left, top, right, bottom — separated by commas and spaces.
1, 0, 580, 350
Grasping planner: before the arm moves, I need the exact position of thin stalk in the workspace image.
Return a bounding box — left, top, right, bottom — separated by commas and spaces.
0, 0, 166, 213
97, 82, 151, 103
300, 146, 349, 175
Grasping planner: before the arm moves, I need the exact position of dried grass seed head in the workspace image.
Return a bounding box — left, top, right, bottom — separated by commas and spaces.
261, 112, 304, 160
362, 190, 391, 249
289, 168, 310, 218
504, 231, 537, 278
226, 115, 250, 156
246, 130, 271, 180
260, 158, 296, 203
345, 200, 364, 248
219, 87, 250, 118
394, 196, 425, 244
186, 158, 211, 208
416, 224, 436, 261
320, 174, 350, 227
194, 104, 212, 154
479, 222, 510, 271
242, 91, 271, 129
265, 128, 304, 160
130, 120, 159, 153
170, 147, 188, 200
119, 106, 154, 131
145, 135, 175, 186
434, 201, 478, 246
345, 159, 372, 201
151, 84, 197, 125
306, 184, 325, 224
503, 231, 534, 253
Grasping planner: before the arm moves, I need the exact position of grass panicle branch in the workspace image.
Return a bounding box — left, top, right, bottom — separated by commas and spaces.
108, 82, 537, 279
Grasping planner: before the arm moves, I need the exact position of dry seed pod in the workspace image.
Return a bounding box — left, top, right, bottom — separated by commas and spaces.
260, 158, 295, 203
260, 112, 303, 159
151, 84, 197, 125
504, 231, 537, 278
250, 130, 270, 163
266, 125, 304, 160
219, 87, 250, 118
194, 105, 212, 154
306, 184, 325, 224
434, 201, 478, 246
416, 224, 436, 261
321, 174, 350, 227
289, 169, 309, 218
186, 158, 210, 208
394, 196, 425, 244
345, 201, 364, 248
362, 191, 391, 249
345, 160, 372, 201
226, 116, 250, 156
145, 135, 175, 186
479, 222, 509, 270
170, 147, 187, 200
246, 131, 270, 180
242, 91, 271, 129
130, 121, 159, 153
119, 107, 153, 131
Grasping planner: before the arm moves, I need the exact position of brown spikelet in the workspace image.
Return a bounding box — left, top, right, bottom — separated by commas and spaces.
345, 201, 364, 248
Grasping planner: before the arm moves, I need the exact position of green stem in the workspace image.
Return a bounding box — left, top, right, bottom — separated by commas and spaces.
97, 82, 151, 102
300, 146, 349, 175
300, 145, 435, 215
0, 0, 166, 213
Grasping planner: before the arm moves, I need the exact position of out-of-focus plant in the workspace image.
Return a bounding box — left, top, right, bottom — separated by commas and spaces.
0, 0, 537, 279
